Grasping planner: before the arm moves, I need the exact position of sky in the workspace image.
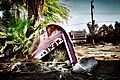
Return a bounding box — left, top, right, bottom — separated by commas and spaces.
0, 0, 120, 33
60, 0, 120, 33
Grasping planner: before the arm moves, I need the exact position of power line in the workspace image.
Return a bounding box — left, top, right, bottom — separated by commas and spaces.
67, 21, 117, 26
76, 11, 120, 15
79, 13, 120, 15
96, 21, 116, 22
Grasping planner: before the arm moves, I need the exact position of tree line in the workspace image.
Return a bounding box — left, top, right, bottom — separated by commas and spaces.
87, 21, 120, 45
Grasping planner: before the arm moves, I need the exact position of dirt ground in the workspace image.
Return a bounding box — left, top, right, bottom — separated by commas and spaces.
0, 44, 120, 80
75, 44, 120, 60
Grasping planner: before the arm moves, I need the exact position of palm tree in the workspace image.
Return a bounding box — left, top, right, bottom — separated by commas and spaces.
0, 0, 69, 59
28, 0, 69, 27
0, 0, 69, 27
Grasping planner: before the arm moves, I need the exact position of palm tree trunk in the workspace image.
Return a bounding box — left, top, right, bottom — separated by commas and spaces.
28, 0, 44, 27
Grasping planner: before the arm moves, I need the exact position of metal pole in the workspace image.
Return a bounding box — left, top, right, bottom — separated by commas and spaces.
90, 0, 95, 45
91, 0, 94, 27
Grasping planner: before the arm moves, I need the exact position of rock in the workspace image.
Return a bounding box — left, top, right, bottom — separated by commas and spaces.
72, 57, 98, 73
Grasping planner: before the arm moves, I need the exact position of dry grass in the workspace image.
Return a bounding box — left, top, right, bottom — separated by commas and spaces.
74, 44, 120, 60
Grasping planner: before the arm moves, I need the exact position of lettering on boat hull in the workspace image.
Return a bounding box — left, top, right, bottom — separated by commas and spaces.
30, 24, 77, 64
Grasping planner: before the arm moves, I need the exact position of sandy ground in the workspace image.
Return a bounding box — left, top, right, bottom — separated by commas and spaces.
74, 44, 120, 60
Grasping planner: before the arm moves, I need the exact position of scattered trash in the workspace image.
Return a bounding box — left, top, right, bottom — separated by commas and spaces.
72, 57, 98, 73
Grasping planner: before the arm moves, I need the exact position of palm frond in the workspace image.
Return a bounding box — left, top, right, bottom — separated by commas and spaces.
43, 0, 69, 23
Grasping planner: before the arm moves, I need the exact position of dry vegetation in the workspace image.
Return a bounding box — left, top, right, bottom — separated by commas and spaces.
75, 44, 120, 60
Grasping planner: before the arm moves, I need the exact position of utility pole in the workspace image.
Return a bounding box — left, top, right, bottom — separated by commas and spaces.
91, 0, 95, 32
90, 0, 95, 45
87, 0, 96, 45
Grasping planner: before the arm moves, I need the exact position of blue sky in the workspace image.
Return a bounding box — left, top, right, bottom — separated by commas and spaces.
60, 0, 120, 32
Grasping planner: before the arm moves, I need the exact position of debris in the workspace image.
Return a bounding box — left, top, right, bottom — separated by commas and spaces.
10, 62, 21, 71
0, 54, 4, 57
30, 24, 77, 64
65, 60, 71, 66
72, 57, 98, 73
